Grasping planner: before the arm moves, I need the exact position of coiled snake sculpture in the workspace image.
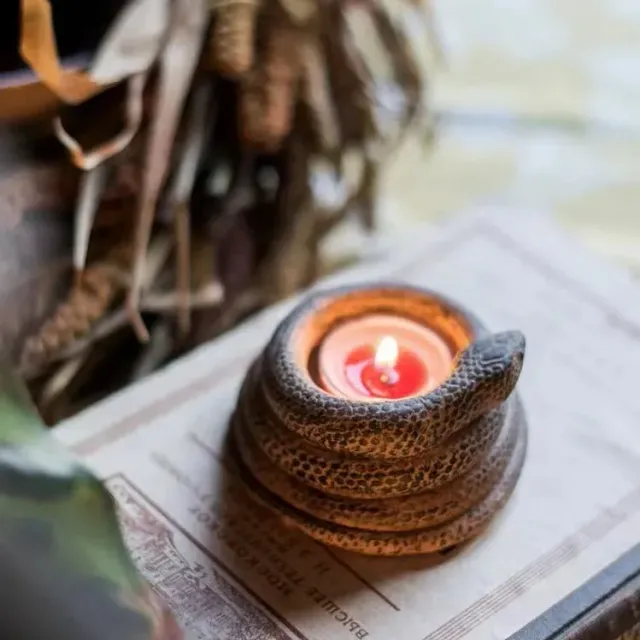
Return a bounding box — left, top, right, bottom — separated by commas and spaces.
229, 284, 528, 556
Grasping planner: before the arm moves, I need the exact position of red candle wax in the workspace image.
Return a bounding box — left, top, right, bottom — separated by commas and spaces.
344, 343, 428, 399
317, 314, 453, 401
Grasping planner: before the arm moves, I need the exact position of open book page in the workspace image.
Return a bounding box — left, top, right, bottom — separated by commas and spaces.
54, 208, 640, 640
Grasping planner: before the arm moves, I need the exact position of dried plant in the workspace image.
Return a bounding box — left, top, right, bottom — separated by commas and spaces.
17, 0, 439, 422
19, 243, 131, 378
209, 0, 261, 77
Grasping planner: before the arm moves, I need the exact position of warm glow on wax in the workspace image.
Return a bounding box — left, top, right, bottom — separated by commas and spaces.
317, 314, 454, 401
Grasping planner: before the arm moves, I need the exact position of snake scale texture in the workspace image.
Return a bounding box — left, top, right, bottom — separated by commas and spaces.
229, 284, 528, 556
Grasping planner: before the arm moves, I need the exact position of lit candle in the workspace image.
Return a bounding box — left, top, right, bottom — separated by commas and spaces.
317, 314, 454, 401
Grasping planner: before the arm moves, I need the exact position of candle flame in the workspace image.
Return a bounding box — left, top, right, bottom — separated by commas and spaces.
374, 336, 399, 369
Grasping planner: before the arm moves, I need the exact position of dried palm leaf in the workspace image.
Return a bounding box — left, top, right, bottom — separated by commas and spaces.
322, 2, 377, 147
72, 162, 110, 277
20, 0, 169, 104
167, 80, 215, 334
19, 0, 101, 103
39, 353, 87, 407
126, 0, 209, 340
300, 37, 340, 153
53, 72, 147, 171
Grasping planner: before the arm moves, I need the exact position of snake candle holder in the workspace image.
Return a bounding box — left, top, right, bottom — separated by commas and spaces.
229, 284, 528, 556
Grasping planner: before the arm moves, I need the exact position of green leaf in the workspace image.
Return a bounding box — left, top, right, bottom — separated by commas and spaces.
0, 357, 179, 639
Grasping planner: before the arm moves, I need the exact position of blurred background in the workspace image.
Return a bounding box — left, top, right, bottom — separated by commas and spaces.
366, 0, 640, 277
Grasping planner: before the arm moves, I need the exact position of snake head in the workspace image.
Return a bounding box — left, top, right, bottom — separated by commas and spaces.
467, 330, 525, 370
453, 330, 526, 405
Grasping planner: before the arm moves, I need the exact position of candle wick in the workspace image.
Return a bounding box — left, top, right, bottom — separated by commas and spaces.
380, 367, 399, 386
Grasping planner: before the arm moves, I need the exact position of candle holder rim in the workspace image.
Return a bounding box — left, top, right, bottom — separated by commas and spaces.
303, 282, 486, 325
264, 282, 489, 411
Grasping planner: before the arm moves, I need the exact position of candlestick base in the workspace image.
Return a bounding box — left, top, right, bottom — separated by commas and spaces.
228, 283, 528, 557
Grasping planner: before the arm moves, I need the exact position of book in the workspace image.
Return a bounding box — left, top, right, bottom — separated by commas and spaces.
54, 207, 640, 640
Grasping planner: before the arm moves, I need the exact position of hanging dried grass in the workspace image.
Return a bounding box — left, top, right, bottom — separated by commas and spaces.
18, 0, 438, 421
